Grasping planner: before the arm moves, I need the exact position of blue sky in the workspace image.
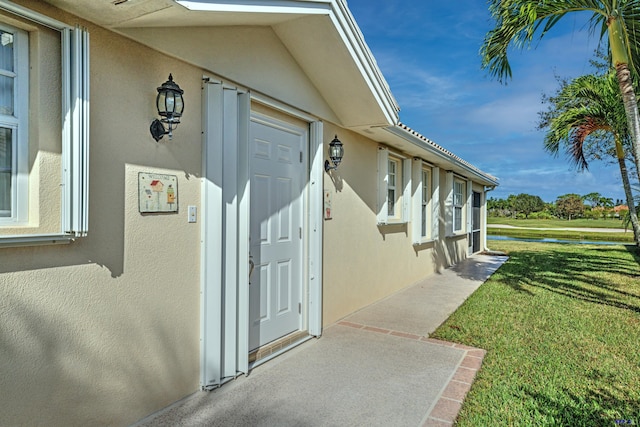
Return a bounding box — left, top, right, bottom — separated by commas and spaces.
346, 0, 626, 203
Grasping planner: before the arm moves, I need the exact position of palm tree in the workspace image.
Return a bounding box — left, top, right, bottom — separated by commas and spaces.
481, 0, 640, 181
541, 72, 640, 245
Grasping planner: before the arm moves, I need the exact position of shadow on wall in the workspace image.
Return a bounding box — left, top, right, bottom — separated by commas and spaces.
0, 294, 198, 426
377, 223, 407, 241
326, 168, 344, 192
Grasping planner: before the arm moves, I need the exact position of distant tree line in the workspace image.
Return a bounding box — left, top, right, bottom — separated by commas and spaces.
488, 192, 629, 221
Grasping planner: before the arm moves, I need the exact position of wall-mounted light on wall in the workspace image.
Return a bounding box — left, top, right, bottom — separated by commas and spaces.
150, 74, 184, 142
324, 135, 344, 172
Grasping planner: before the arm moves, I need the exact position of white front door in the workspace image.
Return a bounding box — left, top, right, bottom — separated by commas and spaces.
249, 115, 305, 351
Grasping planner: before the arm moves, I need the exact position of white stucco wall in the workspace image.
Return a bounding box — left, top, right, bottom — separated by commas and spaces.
321, 126, 472, 326
118, 24, 341, 127
0, 2, 203, 425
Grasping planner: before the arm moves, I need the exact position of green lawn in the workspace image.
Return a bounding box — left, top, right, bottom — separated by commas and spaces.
488, 217, 628, 229
432, 241, 640, 426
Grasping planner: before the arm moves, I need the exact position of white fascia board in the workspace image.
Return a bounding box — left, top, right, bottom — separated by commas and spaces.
329, 0, 399, 124
176, 0, 332, 14
384, 125, 499, 187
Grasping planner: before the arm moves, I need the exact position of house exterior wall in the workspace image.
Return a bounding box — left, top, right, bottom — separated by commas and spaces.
118, 25, 341, 127
1, 2, 203, 425
321, 125, 475, 326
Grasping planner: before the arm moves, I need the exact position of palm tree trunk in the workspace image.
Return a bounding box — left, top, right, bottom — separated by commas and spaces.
615, 138, 640, 246
615, 63, 640, 184
608, 16, 640, 183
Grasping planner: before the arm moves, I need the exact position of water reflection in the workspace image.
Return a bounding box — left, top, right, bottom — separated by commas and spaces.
488, 235, 625, 246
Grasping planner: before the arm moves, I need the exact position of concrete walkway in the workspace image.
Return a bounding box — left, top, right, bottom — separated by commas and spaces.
136, 254, 508, 427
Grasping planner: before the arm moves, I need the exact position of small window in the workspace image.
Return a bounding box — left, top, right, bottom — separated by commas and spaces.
377, 147, 410, 225
0, 24, 27, 224
421, 169, 429, 237
411, 160, 439, 244
0, 3, 89, 246
453, 180, 464, 232
387, 157, 399, 218
445, 173, 470, 237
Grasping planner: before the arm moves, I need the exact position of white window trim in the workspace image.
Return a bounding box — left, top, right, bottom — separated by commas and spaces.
445, 171, 468, 237
453, 179, 464, 233
411, 159, 440, 245
0, 23, 28, 225
0, 1, 90, 248
377, 146, 411, 225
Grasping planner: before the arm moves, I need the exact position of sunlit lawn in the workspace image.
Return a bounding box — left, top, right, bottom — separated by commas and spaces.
432, 241, 640, 426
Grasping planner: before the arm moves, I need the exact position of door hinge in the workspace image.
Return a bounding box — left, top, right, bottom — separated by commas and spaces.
300, 151, 303, 163
298, 303, 301, 314
299, 227, 302, 239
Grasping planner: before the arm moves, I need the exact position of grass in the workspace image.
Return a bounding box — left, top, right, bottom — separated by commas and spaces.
488, 217, 628, 229
431, 241, 640, 426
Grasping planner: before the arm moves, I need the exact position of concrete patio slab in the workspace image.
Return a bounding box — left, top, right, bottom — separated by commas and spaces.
134, 254, 508, 427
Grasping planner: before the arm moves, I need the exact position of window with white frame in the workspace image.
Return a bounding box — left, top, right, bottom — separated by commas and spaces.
387, 157, 399, 218
453, 179, 465, 233
411, 160, 439, 244
377, 147, 410, 225
421, 169, 429, 237
0, 24, 27, 222
0, 2, 90, 246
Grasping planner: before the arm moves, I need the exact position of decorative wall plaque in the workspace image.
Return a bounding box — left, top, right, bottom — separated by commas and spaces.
138, 172, 178, 213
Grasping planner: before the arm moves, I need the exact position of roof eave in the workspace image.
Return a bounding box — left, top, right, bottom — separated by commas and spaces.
384, 125, 499, 187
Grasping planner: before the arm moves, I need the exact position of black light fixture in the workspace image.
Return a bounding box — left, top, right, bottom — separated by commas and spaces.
150, 74, 184, 142
324, 135, 344, 172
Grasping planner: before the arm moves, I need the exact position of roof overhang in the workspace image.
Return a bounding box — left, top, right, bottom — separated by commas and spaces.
39, 0, 400, 128
373, 124, 499, 187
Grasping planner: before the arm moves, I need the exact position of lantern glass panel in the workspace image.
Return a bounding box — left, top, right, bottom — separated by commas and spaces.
156, 92, 166, 115
330, 144, 343, 161
174, 93, 183, 116
166, 93, 175, 114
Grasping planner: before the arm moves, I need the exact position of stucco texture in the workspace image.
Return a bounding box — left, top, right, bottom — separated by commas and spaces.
1, 2, 202, 425
321, 126, 470, 327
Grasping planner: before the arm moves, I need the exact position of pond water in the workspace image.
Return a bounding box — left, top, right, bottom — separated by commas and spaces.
488, 235, 626, 246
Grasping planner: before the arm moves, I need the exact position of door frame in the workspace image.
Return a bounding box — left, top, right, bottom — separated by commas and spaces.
199, 79, 324, 389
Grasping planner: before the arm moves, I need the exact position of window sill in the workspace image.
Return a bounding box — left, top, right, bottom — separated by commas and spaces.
446, 232, 467, 238
413, 238, 436, 246
0, 233, 75, 249
378, 220, 408, 226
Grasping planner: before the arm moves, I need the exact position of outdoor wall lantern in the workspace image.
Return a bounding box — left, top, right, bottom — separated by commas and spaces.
324, 135, 344, 172
150, 74, 184, 142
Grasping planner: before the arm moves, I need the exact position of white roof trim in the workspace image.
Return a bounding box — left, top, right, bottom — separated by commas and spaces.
176, 0, 333, 15
385, 124, 499, 187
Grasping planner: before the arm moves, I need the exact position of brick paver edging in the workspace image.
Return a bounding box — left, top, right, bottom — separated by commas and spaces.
337, 321, 486, 427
